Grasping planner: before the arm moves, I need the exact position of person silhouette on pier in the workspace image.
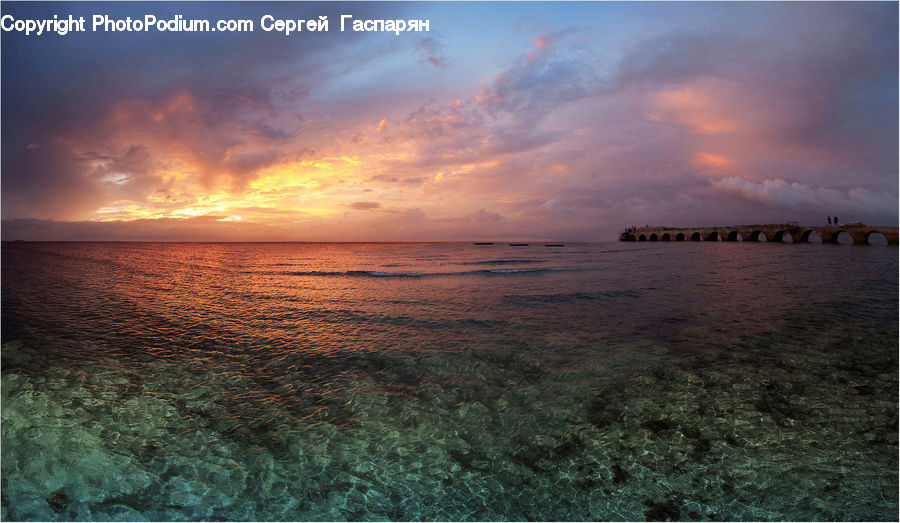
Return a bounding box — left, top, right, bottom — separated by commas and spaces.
834, 216, 839, 226
827, 216, 832, 226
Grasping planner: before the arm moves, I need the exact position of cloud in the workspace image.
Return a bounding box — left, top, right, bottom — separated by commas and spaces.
1, 216, 278, 242
539, 200, 571, 219
473, 208, 502, 223
477, 29, 605, 119
349, 26, 606, 180
349, 201, 381, 210
0, 2, 396, 221
710, 176, 897, 222
692, 152, 733, 171
1, 140, 106, 220
1, 3, 896, 240
413, 36, 449, 69
616, 30, 747, 89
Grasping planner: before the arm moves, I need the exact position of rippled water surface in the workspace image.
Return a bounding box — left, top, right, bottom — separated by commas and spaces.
2, 241, 897, 521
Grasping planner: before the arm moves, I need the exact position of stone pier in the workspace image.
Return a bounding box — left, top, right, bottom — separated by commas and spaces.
620, 224, 898, 245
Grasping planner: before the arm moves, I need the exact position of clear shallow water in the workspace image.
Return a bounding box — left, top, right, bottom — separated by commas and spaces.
1, 241, 897, 521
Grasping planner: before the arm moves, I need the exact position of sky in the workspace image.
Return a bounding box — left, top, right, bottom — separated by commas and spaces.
2, 1, 897, 241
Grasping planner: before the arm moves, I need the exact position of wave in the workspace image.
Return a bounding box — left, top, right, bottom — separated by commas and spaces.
458, 259, 543, 265
282, 267, 579, 278
503, 290, 641, 304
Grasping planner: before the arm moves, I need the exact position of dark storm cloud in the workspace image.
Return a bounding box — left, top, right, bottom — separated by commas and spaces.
1, 140, 106, 219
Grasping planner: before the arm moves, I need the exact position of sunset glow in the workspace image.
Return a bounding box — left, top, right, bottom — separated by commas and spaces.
2, 2, 897, 241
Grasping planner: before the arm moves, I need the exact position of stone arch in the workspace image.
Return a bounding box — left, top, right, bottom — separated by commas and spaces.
727, 231, 743, 242
690, 232, 703, 241
638, 234, 647, 241
774, 230, 794, 243
865, 230, 888, 245
675, 233, 686, 241
750, 231, 767, 242
707, 231, 722, 241
831, 231, 853, 245
649, 233, 659, 241
801, 230, 822, 244
661, 233, 671, 241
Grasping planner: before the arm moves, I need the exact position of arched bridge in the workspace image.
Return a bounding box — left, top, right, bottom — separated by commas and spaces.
620, 224, 898, 245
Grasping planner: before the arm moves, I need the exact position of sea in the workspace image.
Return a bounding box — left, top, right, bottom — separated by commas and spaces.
1, 241, 897, 521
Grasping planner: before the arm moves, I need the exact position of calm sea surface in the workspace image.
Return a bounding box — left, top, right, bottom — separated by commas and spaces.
1, 241, 897, 521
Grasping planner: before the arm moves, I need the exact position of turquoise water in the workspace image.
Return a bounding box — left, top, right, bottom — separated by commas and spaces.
1, 241, 897, 521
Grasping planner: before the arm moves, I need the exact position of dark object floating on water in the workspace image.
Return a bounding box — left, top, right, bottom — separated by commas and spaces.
474, 242, 494, 245
509, 243, 529, 246
544, 244, 564, 247
46, 490, 68, 513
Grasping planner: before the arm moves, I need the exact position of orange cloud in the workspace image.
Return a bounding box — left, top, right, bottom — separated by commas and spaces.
657, 87, 737, 135
107, 91, 198, 125
154, 91, 197, 122
658, 87, 709, 110
550, 164, 570, 175
692, 152, 733, 171
532, 34, 550, 50
684, 117, 737, 135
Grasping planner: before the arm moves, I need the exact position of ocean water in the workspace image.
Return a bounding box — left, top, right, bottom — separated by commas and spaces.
1, 241, 897, 521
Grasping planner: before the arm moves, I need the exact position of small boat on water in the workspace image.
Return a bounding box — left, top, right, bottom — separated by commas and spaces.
544, 244, 564, 247
474, 242, 494, 245
509, 243, 529, 246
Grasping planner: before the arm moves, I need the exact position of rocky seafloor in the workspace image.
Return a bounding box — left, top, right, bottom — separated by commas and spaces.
2, 322, 897, 521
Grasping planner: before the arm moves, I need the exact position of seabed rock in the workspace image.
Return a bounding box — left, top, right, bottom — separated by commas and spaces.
45, 490, 68, 513
644, 493, 683, 521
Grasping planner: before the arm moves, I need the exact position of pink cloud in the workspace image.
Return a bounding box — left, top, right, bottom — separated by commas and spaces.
710, 176, 897, 222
